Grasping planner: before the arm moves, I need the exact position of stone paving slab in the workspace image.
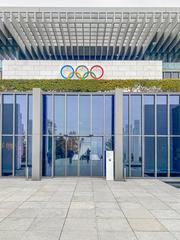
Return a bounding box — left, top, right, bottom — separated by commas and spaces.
0, 178, 179, 239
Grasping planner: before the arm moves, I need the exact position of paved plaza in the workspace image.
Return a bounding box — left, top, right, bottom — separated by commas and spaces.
0, 178, 180, 239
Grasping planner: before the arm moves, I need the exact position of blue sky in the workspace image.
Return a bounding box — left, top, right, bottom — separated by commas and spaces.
0, 0, 179, 7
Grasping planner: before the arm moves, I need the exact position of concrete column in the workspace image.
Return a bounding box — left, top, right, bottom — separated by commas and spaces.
114, 88, 123, 180
32, 88, 42, 180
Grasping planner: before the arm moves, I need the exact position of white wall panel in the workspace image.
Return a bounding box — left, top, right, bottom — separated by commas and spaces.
2, 60, 162, 80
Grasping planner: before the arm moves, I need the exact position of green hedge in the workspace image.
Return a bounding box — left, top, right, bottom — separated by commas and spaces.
0, 79, 179, 92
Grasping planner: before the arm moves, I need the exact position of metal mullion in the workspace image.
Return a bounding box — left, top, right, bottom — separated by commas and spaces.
52, 94, 55, 177
155, 95, 157, 178
128, 95, 131, 177
12, 94, 15, 176
25, 94, 28, 178
167, 94, 170, 177
142, 94, 144, 177
65, 94, 67, 176
78, 95, 80, 176
0, 94, 2, 176
90, 94, 92, 135
103, 95, 106, 177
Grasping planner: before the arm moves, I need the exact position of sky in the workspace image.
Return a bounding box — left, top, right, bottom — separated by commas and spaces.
0, 0, 179, 7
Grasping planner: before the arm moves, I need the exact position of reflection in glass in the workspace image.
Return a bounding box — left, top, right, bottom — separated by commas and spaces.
157, 137, 168, 177
54, 136, 66, 176
105, 96, 114, 135
43, 136, 52, 176
92, 96, 104, 135
144, 96, 154, 135
2, 136, 13, 176
170, 137, 180, 176
43, 95, 53, 135
28, 95, 32, 134
144, 137, 155, 177
27, 136, 32, 176
2, 95, 13, 134
123, 95, 129, 135
67, 95, 78, 135
15, 95, 26, 134
54, 95, 65, 135
15, 136, 26, 176
91, 137, 103, 176
130, 95, 141, 135
130, 136, 142, 177
66, 137, 78, 176
170, 96, 180, 135
157, 96, 167, 135
123, 136, 129, 177
79, 137, 91, 176
79, 96, 90, 135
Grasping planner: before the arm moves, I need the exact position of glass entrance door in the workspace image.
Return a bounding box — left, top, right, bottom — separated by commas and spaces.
79, 137, 103, 177
53, 136, 104, 177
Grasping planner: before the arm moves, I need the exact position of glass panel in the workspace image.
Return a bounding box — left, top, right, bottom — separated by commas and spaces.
15, 136, 26, 176
92, 95, 104, 135
123, 136, 129, 177
79, 137, 91, 176
123, 95, 129, 135
130, 95, 141, 135
130, 136, 142, 177
157, 137, 168, 177
170, 96, 180, 135
144, 137, 155, 177
157, 96, 167, 135
79, 96, 91, 135
54, 136, 66, 176
28, 95, 32, 135
144, 96, 155, 135
92, 137, 103, 176
67, 95, 78, 135
27, 136, 32, 176
2, 95, 13, 134
42, 136, 52, 176
105, 96, 114, 135
66, 137, 78, 176
2, 136, 13, 176
43, 95, 53, 135
170, 137, 180, 176
54, 95, 65, 135
15, 95, 26, 134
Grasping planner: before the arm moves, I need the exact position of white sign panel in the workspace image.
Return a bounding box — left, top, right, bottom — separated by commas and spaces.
106, 151, 114, 181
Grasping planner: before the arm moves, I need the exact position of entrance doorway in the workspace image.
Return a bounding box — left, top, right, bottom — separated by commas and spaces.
54, 136, 104, 177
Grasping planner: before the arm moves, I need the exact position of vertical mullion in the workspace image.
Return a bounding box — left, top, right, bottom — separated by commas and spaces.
129, 94, 131, 177
0, 94, 2, 176
13, 94, 15, 176
77, 95, 80, 177
25, 94, 28, 178
168, 94, 170, 177
65, 94, 67, 176
155, 95, 157, 178
90, 94, 92, 135
52, 94, 54, 177
142, 94, 144, 177
103, 95, 106, 177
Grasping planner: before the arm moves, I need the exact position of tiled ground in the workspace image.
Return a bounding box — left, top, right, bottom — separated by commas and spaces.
0, 178, 180, 240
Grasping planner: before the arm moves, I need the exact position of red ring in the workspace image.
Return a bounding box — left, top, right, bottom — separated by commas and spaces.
90, 65, 104, 80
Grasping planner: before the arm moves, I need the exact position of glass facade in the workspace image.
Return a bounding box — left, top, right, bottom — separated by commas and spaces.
123, 94, 180, 177
42, 93, 114, 177
1, 94, 32, 176
0, 91, 179, 179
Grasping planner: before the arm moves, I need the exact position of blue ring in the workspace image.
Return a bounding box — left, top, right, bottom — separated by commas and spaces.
60, 65, 74, 79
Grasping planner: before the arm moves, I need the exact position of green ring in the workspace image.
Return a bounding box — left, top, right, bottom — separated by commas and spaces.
82, 71, 96, 80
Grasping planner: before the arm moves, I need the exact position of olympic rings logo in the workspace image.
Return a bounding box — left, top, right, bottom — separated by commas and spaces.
60, 65, 104, 80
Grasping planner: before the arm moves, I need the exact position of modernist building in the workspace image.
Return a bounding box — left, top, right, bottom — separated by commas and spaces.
0, 7, 179, 180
